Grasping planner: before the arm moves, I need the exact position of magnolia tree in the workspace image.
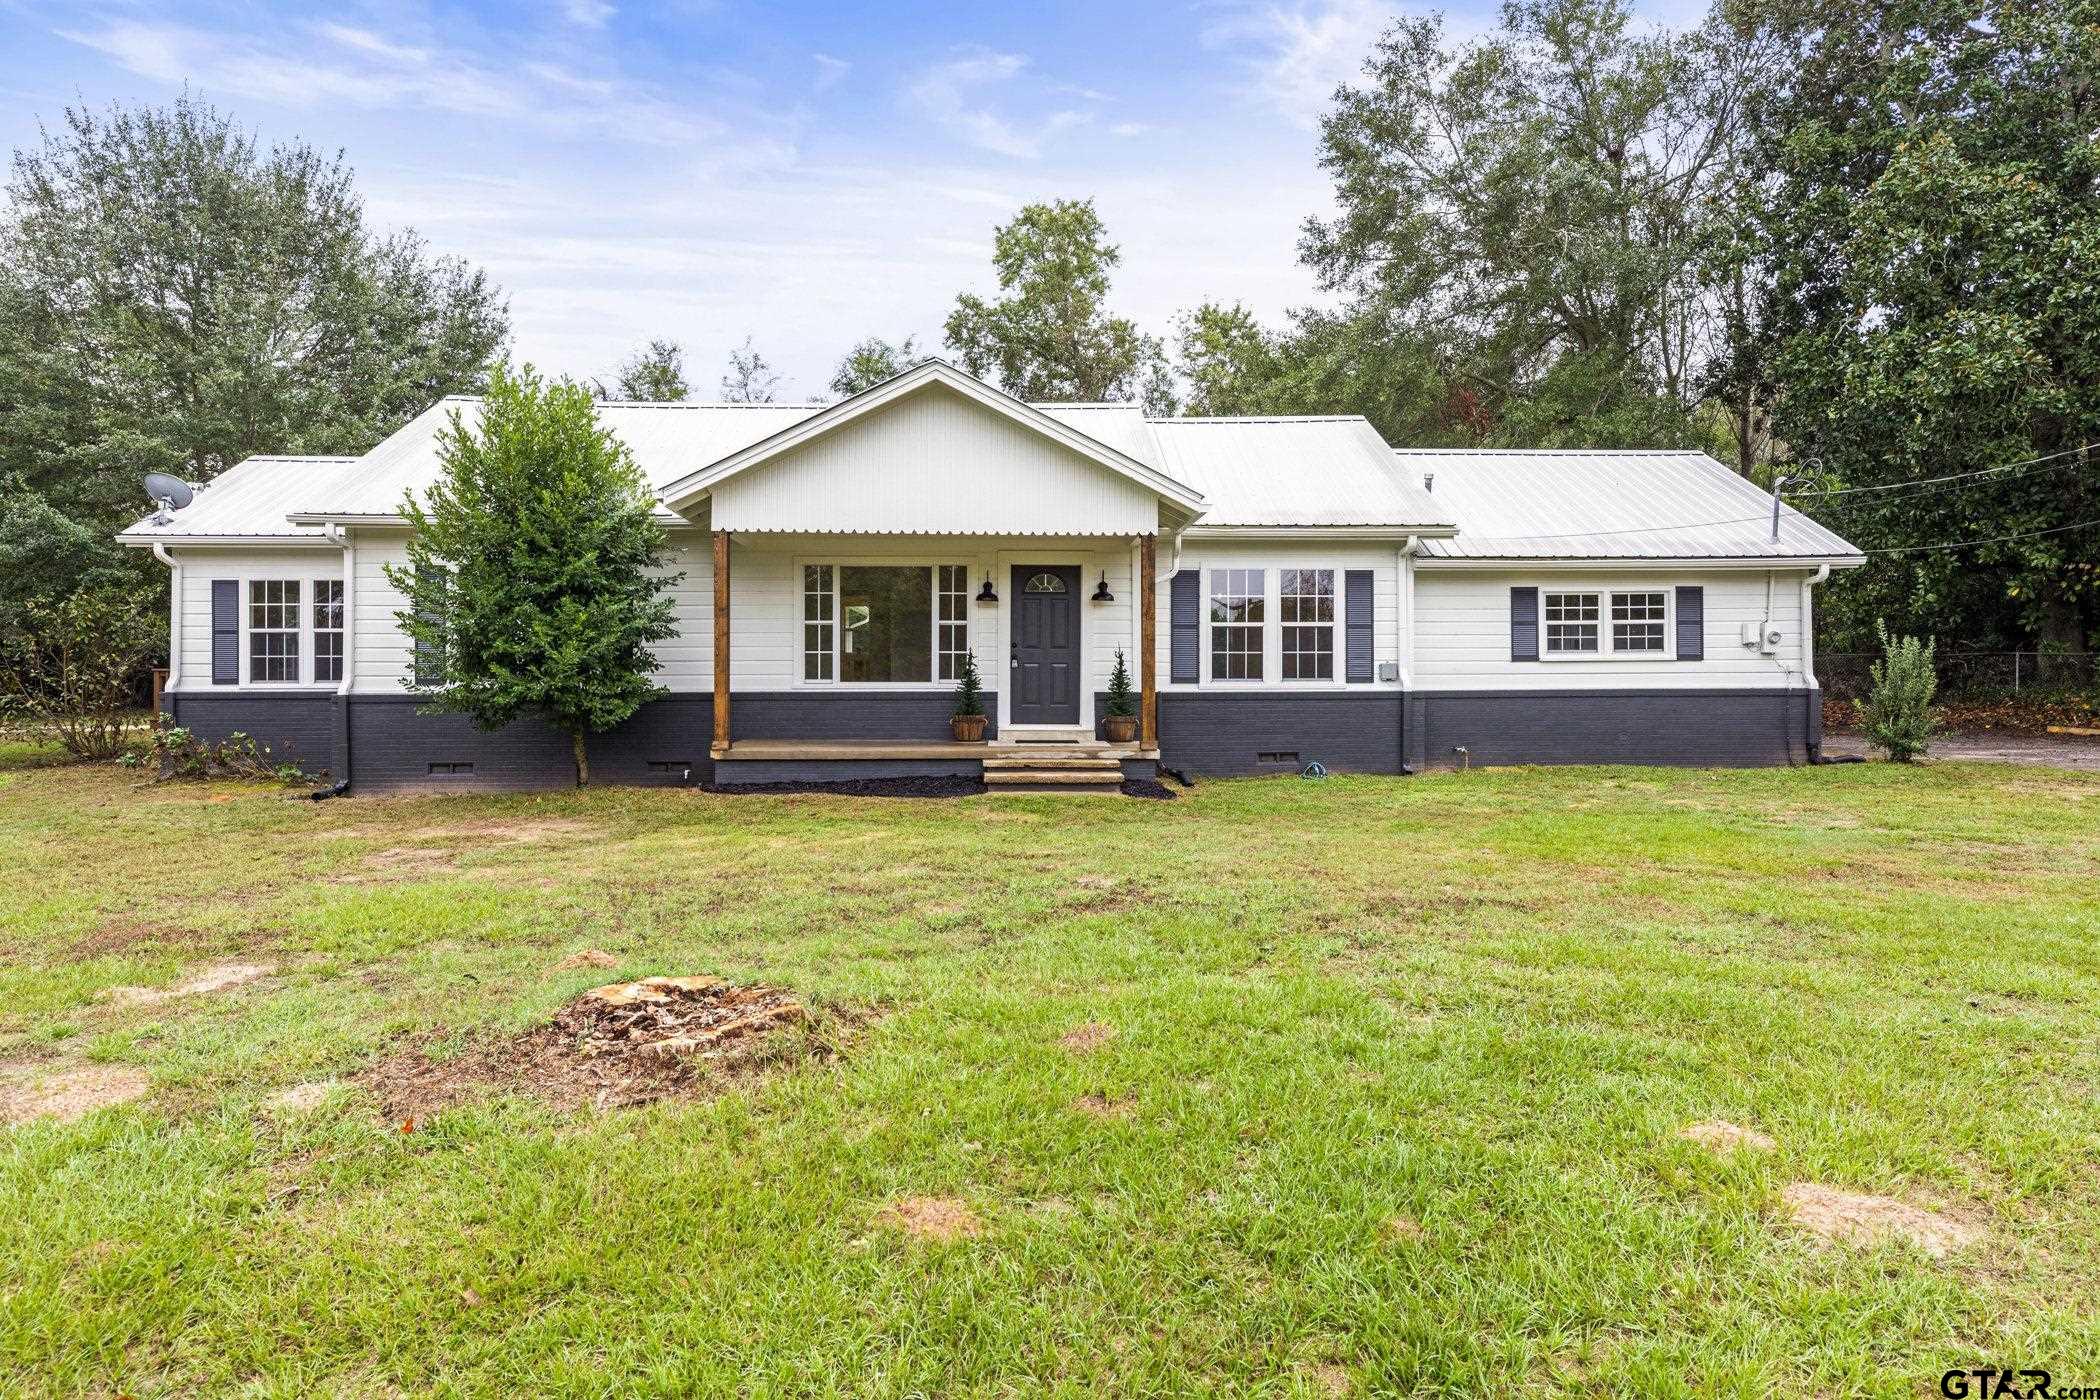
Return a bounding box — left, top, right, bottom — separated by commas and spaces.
387, 365, 681, 786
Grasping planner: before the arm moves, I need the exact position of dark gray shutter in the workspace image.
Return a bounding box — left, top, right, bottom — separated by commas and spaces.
1510, 586, 1539, 662
211, 580, 239, 684
1170, 570, 1200, 684
1675, 586, 1704, 660
1344, 570, 1374, 682
412, 567, 443, 689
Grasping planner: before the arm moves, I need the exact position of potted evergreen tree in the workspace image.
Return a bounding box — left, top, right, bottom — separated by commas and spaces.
1103, 648, 1138, 743
951, 650, 988, 742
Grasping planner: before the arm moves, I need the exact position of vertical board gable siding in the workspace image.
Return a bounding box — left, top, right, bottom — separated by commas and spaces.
1675, 586, 1705, 660
211, 580, 239, 683
1170, 571, 1201, 683
1509, 586, 1539, 662
705, 388, 1160, 536
1344, 570, 1374, 682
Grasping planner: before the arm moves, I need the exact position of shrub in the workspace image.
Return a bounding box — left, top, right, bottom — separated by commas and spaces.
1106, 649, 1136, 718
0, 587, 158, 760
120, 726, 315, 784
1858, 620, 1938, 762
952, 650, 985, 717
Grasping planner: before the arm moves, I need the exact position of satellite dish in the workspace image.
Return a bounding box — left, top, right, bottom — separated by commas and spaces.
143, 472, 194, 524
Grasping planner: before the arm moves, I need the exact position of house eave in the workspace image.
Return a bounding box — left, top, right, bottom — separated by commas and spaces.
1182, 524, 1458, 540
1414, 554, 1867, 571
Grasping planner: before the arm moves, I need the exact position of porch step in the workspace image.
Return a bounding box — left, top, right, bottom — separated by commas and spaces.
983, 756, 1122, 771
983, 769, 1124, 787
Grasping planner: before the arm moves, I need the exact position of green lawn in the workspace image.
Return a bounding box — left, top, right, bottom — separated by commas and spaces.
2, 756, 2098, 1396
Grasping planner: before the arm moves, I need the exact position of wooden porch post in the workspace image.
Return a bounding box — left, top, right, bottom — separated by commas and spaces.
1139, 533, 1158, 749
712, 529, 731, 755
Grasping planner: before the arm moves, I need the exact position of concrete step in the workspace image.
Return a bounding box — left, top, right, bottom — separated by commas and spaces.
983, 769, 1124, 786
1001, 728, 1092, 744
982, 756, 1121, 770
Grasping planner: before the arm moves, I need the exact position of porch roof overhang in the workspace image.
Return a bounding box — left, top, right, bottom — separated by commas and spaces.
656, 360, 1207, 528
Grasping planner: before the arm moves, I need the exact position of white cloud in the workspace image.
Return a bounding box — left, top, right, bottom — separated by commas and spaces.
812, 52, 850, 92
562, 0, 617, 27
1204, 0, 1398, 129
58, 18, 721, 146
905, 46, 1098, 160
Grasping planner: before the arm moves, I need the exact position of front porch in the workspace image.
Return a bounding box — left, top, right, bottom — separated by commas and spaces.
703, 528, 1163, 769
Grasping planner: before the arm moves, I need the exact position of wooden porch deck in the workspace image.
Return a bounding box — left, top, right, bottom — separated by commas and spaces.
713, 739, 1161, 762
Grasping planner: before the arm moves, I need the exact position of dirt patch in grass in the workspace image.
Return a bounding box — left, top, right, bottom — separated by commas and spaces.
0, 1063, 150, 1125
66, 918, 185, 960
1072, 1091, 1133, 1118
1059, 1021, 1116, 1053
267, 1082, 335, 1113
877, 1196, 982, 1241
1679, 1120, 1775, 1154
103, 962, 271, 1007
552, 948, 619, 971
1780, 1182, 1982, 1258
355, 975, 823, 1118
1382, 1215, 1425, 1243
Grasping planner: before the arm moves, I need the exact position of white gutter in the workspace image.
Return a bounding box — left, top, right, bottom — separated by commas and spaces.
1154, 522, 1190, 583
152, 543, 179, 699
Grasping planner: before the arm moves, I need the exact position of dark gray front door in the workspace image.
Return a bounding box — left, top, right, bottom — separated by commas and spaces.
1010, 565, 1081, 726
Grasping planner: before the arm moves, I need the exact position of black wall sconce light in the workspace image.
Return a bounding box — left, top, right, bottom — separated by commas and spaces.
976, 575, 998, 604
1091, 571, 1114, 603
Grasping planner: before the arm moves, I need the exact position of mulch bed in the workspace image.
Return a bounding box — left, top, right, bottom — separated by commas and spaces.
1120, 778, 1177, 800
1824, 692, 2100, 736
356, 976, 832, 1119
705, 776, 987, 798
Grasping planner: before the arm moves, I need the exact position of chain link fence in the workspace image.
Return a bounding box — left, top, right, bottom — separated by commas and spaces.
1820, 650, 2100, 701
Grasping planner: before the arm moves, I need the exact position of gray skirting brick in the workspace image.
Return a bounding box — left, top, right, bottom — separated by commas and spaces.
1156, 692, 1405, 777
165, 691, 339, 778
1417, 688, 1820, 769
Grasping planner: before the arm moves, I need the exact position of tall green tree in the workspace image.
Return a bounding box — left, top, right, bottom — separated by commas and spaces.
1734, 0, 2100, 661
945, 200, 1174, 414
387, 366, 681, 787
829, 335, 921, 398
614, 338, 690, 401
1286, 0, 1755, 449
0, 95, 508, 629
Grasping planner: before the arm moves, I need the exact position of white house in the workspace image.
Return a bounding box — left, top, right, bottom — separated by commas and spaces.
118, 360, 1862, 789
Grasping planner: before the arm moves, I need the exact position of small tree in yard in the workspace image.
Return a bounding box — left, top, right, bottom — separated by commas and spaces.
0, 587, 157, 759
1860, 621, 1938, 763
387, 365, 681, 786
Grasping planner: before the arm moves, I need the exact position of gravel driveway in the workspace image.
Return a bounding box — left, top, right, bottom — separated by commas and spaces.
1821, 730, 2100, 771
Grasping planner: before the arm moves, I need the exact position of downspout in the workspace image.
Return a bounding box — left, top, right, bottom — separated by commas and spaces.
1802, 564, 1830, 764
152, 544, 179, 724
1398, 536, 1419, 774
315, 525, 354, 798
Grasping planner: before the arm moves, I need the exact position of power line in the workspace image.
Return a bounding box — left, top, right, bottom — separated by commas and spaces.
1859, 517, 2100, 555
1799, 455, 2096, 509
1782, 444, 2097, 498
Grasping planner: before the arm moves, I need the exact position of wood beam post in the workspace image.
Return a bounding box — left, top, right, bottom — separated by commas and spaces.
712, 529, 731, 756
1139, 533, 1158, 748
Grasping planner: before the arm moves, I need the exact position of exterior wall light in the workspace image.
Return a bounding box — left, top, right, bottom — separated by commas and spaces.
976, 575, 998, 604
1091, 571, 1114, 603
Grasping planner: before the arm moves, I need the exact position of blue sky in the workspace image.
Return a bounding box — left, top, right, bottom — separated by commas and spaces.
1, 0, 1696, 400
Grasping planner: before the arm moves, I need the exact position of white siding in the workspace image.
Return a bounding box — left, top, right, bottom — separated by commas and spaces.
350, 529, 711, 694
707, 387, 1160, 537
1154, 540, 1406, 692
1412, 566, 1812, 690
168, 546, 341, 691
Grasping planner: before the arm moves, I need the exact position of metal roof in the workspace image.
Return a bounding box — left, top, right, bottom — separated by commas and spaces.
290, 396, 826, 522
1148, 417, 1453, 529
1403, 450, 1862, 560
115, 455, 363, 542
